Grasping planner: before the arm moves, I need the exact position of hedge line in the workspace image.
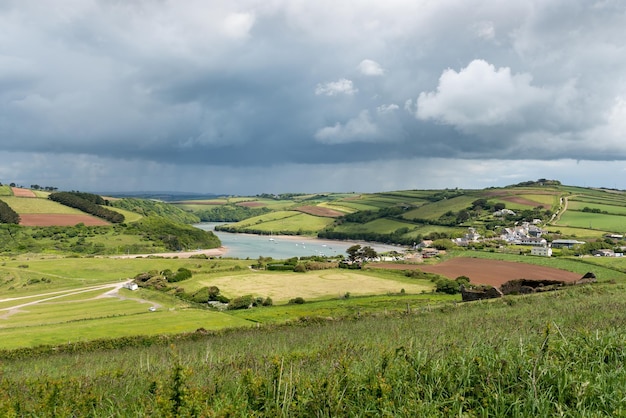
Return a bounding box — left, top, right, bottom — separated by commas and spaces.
49, 192, 124, 223
0, 200, 20, 224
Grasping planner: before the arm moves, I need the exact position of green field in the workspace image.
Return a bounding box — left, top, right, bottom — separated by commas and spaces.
557, 210, 626, 233
2, 283, 626, 416
567, 200, 626, 216
402, 195, 477, 221
0, 196, 86, 214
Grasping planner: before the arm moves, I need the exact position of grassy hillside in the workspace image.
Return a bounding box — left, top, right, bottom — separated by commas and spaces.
2, 282, 626, 416
174, 180, 626, 248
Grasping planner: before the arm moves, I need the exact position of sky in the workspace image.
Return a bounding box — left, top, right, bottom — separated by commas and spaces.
1, 0, 626, 195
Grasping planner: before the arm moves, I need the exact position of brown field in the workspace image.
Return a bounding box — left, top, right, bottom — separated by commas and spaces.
237, 201, 265, 207
19, 214, 110, 226
499, 196, 546, 207
11, 187, 36, 198
296, 205, 343, 218
369, 257, 582, 287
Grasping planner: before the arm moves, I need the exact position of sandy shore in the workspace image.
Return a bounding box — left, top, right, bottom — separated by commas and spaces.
111, 246, 228, 259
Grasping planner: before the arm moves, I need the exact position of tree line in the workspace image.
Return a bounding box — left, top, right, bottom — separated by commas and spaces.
0, 200, 20, 224
48, 192, 124, 223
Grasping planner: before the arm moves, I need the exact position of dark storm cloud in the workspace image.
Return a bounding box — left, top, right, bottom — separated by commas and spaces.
2, 0, 626, 192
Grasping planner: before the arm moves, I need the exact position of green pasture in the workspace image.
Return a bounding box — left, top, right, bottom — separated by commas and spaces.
544, 225, 609, 239
0, 196, 85, 214
0, 256, 250, 286
108, 206, 143, 222
567, 200, 626, 215
568, 196, 626, 207
228, 211, 334, 234
229, 210, 300, 227
0, 308, 251, 349
332, 198, 382, 212
579, 255, 626, 273
190, 268, 434, 303
317, 201, 357, 214
0, 185, 12, 196
334, 218, 416, 234
402, 195, 476, 221
557, 210, 626, 233
229, 293, 457, 323
511, 193, 557, 207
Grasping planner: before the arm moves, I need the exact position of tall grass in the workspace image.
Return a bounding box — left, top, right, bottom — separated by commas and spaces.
1, 283, 626, 416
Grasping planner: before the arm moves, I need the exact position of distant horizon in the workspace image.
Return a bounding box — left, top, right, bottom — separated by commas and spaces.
5, 177, 626, 198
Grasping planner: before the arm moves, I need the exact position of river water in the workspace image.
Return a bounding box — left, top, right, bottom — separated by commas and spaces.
195, 223, 403, 259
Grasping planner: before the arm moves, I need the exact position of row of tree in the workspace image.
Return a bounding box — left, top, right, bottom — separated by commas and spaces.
48, 192, 124, 223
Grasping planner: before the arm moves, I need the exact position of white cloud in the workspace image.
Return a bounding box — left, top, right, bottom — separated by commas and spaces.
358, 59, 385, 76
315, 78, 358, 96
416, 59, 548, 129
377, 104, 399, 114
314, 110, 378, 144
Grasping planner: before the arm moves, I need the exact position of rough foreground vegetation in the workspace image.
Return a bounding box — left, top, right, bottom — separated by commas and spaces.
1, 283, 625, 416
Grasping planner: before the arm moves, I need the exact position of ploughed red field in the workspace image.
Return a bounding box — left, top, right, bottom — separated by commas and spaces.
370, 257, 582, 287
11, 187, 37, 198
19, 214, 110, 226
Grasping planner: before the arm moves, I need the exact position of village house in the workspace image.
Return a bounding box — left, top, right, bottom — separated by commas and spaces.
531, 245, 552, 257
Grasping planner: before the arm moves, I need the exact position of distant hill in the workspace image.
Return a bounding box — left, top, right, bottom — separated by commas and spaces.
101, 191, 225, 202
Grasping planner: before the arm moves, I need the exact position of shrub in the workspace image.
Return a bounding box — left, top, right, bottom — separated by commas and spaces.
435, 278, 461, 294
262, 297, 273, 306
289, 297, 305, 305
293, 264, 307, 273
170, 268, 192, 282
228, 295, 255, 310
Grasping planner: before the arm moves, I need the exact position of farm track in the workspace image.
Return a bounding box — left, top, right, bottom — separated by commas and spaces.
0, 282, 131, 319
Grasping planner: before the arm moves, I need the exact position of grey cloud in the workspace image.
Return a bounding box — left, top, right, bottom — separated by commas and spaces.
2, 1, 626, 193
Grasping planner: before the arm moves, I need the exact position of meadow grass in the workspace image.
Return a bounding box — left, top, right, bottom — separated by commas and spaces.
191, 269, 434, 303
567, 200, 626, 215
0, 196, 86, 214
0, 308, 251, 349
557, 210, 626, 233
0, 185, 12, 196
2, 283, 626, 416
108, 206, 143, 222
402, 195, 476, 221
334, 218, 417, 234
544, 225, 610, 239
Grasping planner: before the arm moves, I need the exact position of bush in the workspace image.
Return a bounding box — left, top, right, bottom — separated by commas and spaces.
435, 278, 461, 294
228, 295, 255, 310
293, 264, 307, 273
170, 267, 192, 282
289, 297, 305, 305
262, 297, 273, 306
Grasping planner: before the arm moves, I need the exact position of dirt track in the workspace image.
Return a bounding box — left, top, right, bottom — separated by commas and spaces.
370, 257, 582, 287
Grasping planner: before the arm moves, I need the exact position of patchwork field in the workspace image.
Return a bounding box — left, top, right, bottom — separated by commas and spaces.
195, 270, 432, 303
11, 187, 36, 197
416, 257, 583, 287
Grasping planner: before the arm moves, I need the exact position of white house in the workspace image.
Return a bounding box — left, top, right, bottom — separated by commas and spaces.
531, 246, 552, 257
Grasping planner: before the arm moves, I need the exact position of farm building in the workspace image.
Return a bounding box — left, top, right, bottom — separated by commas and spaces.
551, 239, 585, 249
123, 282, 139, 291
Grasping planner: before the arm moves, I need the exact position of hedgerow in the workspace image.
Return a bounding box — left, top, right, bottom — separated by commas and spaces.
49, 192, 124, 223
